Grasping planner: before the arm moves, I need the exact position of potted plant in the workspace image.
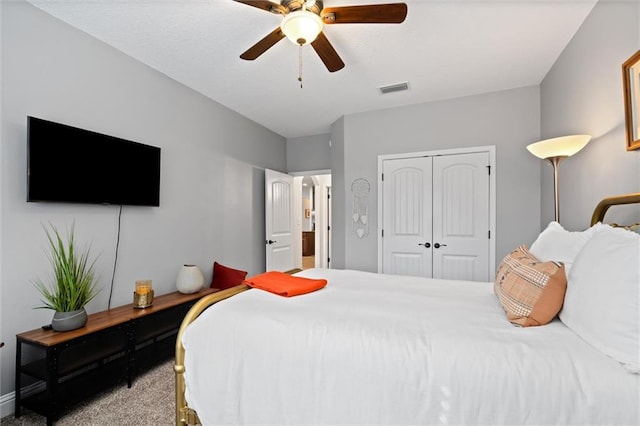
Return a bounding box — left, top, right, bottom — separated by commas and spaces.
33, 223, 100, 331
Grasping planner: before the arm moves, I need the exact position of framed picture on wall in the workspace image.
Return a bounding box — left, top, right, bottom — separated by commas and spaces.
622, 49, 640, 151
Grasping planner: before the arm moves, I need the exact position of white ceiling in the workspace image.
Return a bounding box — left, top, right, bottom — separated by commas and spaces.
28, 0, 597, 138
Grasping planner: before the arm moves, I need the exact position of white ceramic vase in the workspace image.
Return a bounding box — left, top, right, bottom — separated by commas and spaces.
176, 264, 204, 294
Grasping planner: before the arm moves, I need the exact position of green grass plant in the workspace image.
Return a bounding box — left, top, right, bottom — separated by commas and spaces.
33, 223, 100, 312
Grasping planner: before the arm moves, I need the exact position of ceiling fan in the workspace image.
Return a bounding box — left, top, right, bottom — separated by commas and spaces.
234, 0, 408, 73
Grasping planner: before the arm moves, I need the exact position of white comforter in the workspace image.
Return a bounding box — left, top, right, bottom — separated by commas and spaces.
182, 269, 640, 425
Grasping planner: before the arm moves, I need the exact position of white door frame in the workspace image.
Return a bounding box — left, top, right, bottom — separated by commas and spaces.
377, 146, 497, 278
290, 170, 331, 269
326, 186, 332, 268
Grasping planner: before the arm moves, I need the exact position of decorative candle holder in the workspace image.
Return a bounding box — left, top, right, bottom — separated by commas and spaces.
133, 280, 154, 309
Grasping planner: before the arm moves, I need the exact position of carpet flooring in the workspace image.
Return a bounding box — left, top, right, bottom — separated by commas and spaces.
1, 359, 174, 425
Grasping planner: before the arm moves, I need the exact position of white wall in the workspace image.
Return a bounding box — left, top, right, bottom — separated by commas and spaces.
0, 1, 286, 407
540, 0, 640, 229
302, 185, 313, 231
331, 86, 542, 273
292, 176, 303, 270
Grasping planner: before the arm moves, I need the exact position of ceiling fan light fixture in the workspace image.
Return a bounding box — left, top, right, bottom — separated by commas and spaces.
280, 10, 323, 46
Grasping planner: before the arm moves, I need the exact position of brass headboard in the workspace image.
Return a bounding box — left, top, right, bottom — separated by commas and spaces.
175, 268, 302, 425
174, 284, 250, 426
590, 193, 640, 226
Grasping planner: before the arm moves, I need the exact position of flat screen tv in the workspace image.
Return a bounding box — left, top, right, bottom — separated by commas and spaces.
27, 116, 161, 206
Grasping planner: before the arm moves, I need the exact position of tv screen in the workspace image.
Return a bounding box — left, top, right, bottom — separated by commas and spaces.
27, 116, 161, 206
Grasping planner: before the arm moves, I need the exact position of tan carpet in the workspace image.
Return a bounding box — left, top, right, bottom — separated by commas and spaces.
1, 359, 174, 425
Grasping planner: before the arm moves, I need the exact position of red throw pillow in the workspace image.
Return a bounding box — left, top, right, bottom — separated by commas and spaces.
210, 261, 248, 290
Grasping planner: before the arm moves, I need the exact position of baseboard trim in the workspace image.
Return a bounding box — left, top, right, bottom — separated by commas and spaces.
0, 391, 14, 418
0, 382, 46, 418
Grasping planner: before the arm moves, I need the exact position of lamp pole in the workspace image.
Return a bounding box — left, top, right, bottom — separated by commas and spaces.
546, 156, 567, 223
526, 135, 591, 225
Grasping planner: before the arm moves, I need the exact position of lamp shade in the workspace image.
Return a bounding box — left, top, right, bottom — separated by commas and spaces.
526, 135, 591, 159
280, 10, 323, 46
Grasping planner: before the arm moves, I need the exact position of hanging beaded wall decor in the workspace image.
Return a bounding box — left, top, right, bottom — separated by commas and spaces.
351, 178, 370, 239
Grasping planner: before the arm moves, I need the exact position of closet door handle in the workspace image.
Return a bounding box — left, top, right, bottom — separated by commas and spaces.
418, 242, 431, 248
266, 240, 277, 245
434, 243, 447, 249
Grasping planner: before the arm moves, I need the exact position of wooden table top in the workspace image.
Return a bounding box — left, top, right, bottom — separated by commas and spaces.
17, 288, 218, 346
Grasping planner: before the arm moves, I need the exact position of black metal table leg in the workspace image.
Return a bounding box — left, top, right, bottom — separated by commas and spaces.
14, 338, 22, 418
46, 346, 59, 426
127, 323, 135, 388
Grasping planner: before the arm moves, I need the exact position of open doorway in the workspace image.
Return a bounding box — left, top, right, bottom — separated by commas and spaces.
301, 176, 315, 269
292, 172, 331, 270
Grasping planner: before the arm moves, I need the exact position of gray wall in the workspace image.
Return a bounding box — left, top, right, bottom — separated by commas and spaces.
0, 1, 286, 403
330, 118, 346, 269
540, 0, 640, 229
287, 133, 331, 173
331, 86, 542, 272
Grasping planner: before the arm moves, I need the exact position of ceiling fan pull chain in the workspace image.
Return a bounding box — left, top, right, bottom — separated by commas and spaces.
298, 45, 303, 89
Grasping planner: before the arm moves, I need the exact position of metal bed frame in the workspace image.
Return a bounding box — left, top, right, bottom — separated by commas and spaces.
175, 193, 640, 426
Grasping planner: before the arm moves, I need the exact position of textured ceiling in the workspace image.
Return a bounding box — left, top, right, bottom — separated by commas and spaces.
28, 0, 597, 138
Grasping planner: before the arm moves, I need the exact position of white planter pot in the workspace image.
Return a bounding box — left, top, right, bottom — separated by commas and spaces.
176, 264, 204, 294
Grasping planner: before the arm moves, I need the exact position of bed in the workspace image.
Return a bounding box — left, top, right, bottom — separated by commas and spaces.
175, 193, 640, 425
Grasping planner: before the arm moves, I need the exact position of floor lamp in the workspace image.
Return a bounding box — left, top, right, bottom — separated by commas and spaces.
527, 135, 591, 223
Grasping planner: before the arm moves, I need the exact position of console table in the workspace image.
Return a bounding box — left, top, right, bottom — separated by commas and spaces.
15, 288, 217, 425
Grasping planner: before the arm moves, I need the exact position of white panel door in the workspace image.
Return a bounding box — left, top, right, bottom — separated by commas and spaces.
382, 157, 433, 277
265, 169, 294, 272
432, 152, 490, 281
380, 152, 491, 281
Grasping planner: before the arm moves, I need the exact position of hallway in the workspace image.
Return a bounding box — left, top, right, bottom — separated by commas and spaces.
302, 256, 315, 270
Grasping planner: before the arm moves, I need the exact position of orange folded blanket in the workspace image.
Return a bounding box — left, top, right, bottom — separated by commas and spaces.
245, 271, 327, 297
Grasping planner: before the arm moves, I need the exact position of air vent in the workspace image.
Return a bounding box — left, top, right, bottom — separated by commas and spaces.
378, 82, 409, 94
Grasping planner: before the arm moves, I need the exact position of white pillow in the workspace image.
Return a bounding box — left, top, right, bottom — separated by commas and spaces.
560, 225, 640, 373
529, 221, 602, 277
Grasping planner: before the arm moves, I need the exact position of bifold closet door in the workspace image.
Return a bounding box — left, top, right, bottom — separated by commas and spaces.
382, 157, 433, 277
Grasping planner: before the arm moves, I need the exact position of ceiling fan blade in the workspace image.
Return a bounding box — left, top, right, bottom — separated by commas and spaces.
311, 32, 345, 73
240, 27, 285, 60
321, 3, 407, 24
233, 0, 288, 15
